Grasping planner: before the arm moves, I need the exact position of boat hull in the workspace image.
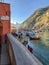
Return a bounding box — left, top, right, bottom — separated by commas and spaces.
30, 37, 40, 40
28, 45, 33, 53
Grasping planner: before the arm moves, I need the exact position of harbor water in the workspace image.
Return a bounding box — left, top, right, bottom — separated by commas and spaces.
28, 31, 49, 65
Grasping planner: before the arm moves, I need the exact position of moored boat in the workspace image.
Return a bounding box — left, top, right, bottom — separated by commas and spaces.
30, 36, 40, 40
27, 45, 33, 53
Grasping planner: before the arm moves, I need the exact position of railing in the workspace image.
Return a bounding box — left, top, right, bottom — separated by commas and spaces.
6, 34, 43, 65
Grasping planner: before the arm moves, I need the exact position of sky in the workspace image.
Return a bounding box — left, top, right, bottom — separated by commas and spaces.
3, 0, 49, 24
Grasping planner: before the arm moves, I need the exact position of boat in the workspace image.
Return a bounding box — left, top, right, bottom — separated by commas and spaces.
30, 36, 40, 40
23, 40, 28, 46
27, 45, 33, 53
28, 31, 40, 40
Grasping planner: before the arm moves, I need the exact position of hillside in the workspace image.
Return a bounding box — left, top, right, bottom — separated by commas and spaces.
21, 6, 49, 31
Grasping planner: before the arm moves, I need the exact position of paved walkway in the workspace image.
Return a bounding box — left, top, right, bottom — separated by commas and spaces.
8, 34, 43, 65
0, 40, 11, 65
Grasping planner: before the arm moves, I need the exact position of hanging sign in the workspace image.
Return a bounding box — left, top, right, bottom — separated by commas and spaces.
0, 16, 9, 20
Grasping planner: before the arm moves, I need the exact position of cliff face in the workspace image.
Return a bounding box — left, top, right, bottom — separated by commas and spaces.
21, 6, 49, 31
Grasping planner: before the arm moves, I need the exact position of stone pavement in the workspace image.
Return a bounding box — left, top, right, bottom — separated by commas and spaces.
0, 40, 11, 65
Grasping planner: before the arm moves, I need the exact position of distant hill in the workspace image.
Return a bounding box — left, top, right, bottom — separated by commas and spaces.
21, 6, 49, 31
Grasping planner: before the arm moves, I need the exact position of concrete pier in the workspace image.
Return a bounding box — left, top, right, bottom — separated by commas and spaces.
7, 34, 43, 65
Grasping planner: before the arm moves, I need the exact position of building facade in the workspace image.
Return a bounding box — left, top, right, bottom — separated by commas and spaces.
0, 2, 10, 45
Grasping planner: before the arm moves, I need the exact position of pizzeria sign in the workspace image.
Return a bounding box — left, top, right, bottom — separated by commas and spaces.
0, 16, 9, 20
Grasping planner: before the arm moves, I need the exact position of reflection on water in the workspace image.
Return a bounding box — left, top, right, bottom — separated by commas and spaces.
28, 31, 49, 65
41, 31, 49, 46
36, 31, 49, 46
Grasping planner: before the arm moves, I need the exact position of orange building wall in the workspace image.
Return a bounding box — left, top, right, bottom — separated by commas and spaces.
0, 3, 10, 37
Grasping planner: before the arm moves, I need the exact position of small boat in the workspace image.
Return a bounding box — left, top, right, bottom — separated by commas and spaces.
27, 45, 33, 53
27, 31, 40, 40
23, 41, 28, 46
30, 36, 40, 40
